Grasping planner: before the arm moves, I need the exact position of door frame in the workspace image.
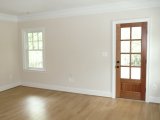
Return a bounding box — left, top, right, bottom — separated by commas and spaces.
112, 18, 151, 102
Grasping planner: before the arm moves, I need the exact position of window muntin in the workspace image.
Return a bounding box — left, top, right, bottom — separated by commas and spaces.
23, 29, 45, 71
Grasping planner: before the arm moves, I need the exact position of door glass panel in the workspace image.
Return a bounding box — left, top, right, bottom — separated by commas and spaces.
121, 67, 130, 79
121, 41, 130, 53
131, 54, 141, 66
121, 28, 130, 40
131, 41, 141, 53
121, 54, 130, 66
131, 67, 141, 79
132, 27, 142, 39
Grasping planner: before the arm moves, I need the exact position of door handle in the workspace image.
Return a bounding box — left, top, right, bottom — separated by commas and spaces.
115, 60, 120, 68
115, 66, 119, 68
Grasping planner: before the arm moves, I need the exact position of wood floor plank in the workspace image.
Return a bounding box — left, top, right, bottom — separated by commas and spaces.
0, 86, 159, 120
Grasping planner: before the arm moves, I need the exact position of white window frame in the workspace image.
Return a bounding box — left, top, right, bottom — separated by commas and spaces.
22, 28, 46, 71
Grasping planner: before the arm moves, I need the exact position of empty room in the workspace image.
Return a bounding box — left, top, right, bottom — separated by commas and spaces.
0, 0, 160, 120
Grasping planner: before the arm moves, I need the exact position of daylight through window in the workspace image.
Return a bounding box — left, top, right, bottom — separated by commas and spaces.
23, 29, 45, 71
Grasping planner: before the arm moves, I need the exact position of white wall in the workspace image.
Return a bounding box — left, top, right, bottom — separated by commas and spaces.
19, 7, 160, 102
0, 20, 21, 91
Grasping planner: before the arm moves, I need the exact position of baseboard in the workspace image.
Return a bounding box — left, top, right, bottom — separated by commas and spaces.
1, 81, 159, 104
22, 81, 112, 97
149, 96, 160, 103
0, 81, 21, 92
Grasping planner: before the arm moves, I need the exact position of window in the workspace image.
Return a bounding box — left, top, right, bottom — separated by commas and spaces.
23, 29, 45, 71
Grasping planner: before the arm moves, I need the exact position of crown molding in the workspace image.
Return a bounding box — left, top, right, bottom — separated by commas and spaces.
0, 0, 160, 22
0, 13, 18, 22
18, 0, 160, 22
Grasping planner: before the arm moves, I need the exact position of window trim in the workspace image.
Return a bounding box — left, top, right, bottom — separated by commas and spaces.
22, 28, 46, 72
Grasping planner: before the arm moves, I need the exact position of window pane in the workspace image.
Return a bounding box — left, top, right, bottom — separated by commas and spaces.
132, 27, 142, 39
25, 30, 44, 70
33, 41, 38, 50
28, 42, 33, 50
131, 41, 141, 53
121, 54, 130, 66
39, 41, 43, 49
131, 67, 141, 80
38, 32, 42, 40
121, 67, 130, 79
121, 41, 130, 53
131, 54, 141, 66
33, 33, 38, 41
28, 51, 43, 68
121, 28, 130, 40
28, 33, 33, 41
28, 33, 32, 38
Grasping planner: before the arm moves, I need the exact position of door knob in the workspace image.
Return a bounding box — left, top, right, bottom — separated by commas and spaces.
115, 66, 119, 68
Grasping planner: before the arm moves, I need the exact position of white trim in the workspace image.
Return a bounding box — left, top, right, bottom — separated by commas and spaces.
0, 0, 159, 22
18, 0, 160, 22
1, 81, 160, 103
0, 82, 21, 92
145, 19, 152, 102
22, 28, 46, 72
149, 96, 160, 103
112, 18, 151, 102
112, 21, 116, 99
22, 81, 112, 97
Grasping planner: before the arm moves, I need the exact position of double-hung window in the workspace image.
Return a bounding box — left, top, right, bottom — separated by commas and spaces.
23, 29, 45, 71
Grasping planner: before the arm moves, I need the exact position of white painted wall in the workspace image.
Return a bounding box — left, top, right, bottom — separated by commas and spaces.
0, 20, 21, 91
18, 7, 160, 102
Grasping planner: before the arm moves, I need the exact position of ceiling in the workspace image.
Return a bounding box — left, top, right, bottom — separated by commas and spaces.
0, 0, 142, 16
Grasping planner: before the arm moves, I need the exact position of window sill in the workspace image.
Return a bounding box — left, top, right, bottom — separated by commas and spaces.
23, 68, 46, 72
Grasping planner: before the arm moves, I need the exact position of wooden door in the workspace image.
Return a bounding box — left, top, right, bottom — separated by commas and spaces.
116, 22, 147, 100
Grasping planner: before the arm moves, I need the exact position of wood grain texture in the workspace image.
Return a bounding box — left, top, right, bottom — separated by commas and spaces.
116, 22, 147, 100
0, 86, 159, 120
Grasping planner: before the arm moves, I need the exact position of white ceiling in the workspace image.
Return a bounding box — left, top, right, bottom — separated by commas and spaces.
0, 0, 138, 16
0, 0, 159, 21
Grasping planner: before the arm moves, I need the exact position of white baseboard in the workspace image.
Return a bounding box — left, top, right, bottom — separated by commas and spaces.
149, 96, 160, 103
22, 81, 112, 97
1, 81, 159, 104
0, 81, 21, 92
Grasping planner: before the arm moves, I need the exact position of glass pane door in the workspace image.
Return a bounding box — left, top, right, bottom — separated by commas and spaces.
120, 27, 142, 80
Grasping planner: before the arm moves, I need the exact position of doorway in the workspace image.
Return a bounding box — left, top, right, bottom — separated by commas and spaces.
115, 22, 147, 100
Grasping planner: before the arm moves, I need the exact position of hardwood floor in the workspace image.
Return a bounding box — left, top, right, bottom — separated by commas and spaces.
0, 86, 159, 120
